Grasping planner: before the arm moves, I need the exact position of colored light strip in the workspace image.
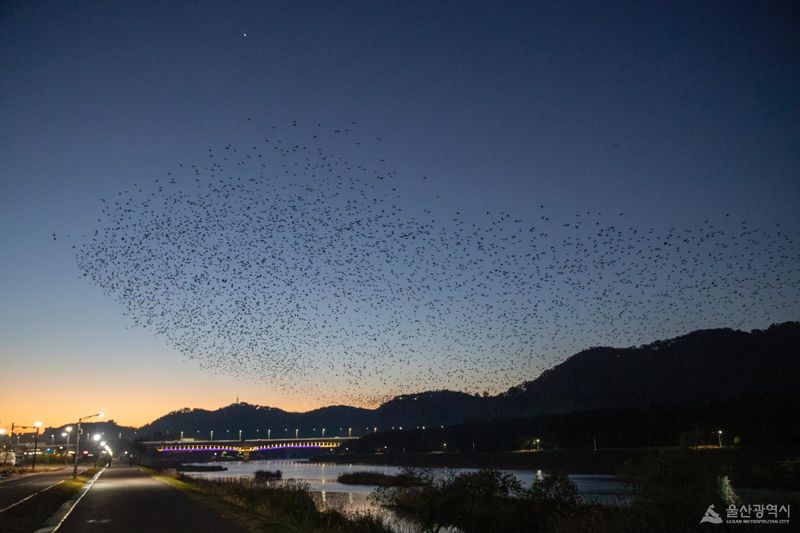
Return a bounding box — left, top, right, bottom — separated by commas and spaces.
159, 444, 336, 453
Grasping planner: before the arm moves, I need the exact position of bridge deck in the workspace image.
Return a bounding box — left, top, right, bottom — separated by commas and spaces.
141, 437, 357, 452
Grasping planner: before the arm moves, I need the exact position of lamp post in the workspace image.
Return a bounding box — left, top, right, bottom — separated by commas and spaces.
15, 423, 42, 471
31, 422, 42, 471
210, 430, 214, 441
717, 430, 723, 448
63, 427, 72, 463
73, 412, 103, 479
0, 428, 6, 469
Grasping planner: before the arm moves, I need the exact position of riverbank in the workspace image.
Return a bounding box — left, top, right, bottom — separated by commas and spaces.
312, 448, 649, 474
311, 446, 800, 487
163, 471, 393, 532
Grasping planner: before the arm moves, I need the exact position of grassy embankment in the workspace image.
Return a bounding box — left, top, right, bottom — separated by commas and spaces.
0, 468, 100, 533
151, 469, 392, 533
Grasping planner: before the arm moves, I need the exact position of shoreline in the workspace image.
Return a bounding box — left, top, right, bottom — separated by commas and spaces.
307, 446, 800, 481
308, 448, 653, 475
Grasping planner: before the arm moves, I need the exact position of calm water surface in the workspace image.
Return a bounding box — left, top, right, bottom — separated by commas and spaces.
182, 459, 633, 519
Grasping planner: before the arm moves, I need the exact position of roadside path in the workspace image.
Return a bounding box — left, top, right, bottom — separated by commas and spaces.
0, 467, 76, 513
57, 465, 243, 532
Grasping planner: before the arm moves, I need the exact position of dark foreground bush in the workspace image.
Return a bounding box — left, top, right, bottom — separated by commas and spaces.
254, 469, 282, 481
185, 477, 391, 532
372, 467, 584, 533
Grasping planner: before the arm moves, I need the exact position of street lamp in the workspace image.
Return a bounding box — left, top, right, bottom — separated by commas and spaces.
210, 430, 214, 441
295, 428, 299, 439
717, 430, 723, 448
32, 422, 42, 471
73, 412, 103, 479
15, 423, 43, 471
321, 428, 326, 438
62, 428, 73, 464
0, 428, 8, 470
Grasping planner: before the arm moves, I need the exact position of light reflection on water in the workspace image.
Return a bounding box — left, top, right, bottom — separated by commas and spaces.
183, 459, 633, 530
184, 459, 631, 499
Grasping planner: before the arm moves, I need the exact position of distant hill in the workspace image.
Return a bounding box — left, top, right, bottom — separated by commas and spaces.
137, 390, 484, 439
136, 322, 799, 439
497, 322, 800, 415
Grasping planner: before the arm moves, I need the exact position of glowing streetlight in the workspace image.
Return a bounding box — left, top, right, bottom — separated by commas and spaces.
717, 430, 723, 448
73, 412, 103, 479
61, 429, 72, 463
32, 422, 43, 471
0, 428, 8, 469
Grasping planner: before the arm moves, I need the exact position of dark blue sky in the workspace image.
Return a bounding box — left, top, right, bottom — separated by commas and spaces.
2, 1, 798, 425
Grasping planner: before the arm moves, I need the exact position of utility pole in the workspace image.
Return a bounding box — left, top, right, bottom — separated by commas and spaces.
73, 412, 102, 479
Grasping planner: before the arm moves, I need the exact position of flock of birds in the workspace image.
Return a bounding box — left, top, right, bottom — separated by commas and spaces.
68, 121, 800, 406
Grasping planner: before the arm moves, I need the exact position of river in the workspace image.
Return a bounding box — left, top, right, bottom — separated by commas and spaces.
181, 458, 633, 529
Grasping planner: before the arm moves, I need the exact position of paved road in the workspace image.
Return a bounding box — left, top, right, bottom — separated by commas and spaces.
58, 465, 243, 532
0, 466, 75, 512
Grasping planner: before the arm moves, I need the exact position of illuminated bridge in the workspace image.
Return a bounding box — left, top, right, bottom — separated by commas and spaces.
143, 437, 356, 454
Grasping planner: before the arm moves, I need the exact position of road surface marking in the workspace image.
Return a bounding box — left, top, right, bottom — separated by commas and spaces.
0, 479, 65, 513
35, 467, 105, 533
